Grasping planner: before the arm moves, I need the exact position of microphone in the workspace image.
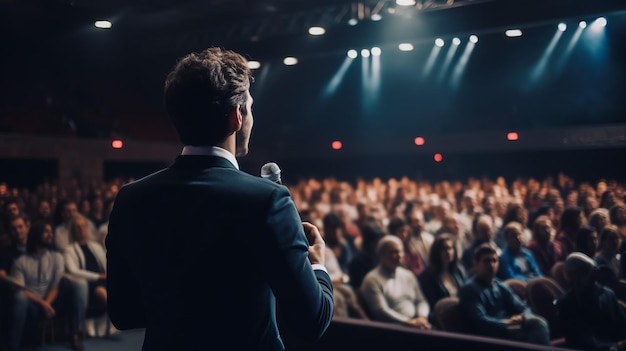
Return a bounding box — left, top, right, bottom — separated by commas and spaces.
261, 162, 282, 185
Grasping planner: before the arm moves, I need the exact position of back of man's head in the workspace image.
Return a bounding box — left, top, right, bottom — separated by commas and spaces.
564, 252, 596, 287
164, 47, 253, 146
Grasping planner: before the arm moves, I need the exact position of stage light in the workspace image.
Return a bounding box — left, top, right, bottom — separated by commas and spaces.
283, 57, 298, 65
434, 153, 443, 162
371, 47, 381, 56
371, 13, 382, 21
347, 49, 358, 58
435, 38, 445, 47
507, 132, 519, 141
414, 137, 425, 146
308, 26, 326, 36
594, 17, 607, 27
94, 20, 112, 29
579, 21, 587, 29
361, 49, 371, 57
469, 35, 478, 43
247, 61, 261, 69
398, 43, 414, 51
452, 37, 461, 45
348, 18, 358, 26
331, 141, 343, 150
396, 0, 416, 5
558, 23, 567, 32
111, 140, 123, 149
505, 29, 522, 37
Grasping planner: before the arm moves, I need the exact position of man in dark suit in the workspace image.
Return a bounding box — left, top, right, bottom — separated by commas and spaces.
106, 47, 334, 351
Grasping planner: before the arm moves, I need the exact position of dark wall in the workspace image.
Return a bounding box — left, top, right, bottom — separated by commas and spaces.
0, 159, 58, 189
248, 148, 626, 185
103, 161, 169, 182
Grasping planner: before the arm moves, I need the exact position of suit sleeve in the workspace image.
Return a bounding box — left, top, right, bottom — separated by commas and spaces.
106, 188, 147, 330
262, 187, 334, 341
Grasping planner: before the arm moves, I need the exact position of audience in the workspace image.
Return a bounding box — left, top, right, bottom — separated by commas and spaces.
0, 172, 624, 348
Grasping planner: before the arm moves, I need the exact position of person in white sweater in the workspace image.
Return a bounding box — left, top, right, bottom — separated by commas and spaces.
360, 235, 431, 329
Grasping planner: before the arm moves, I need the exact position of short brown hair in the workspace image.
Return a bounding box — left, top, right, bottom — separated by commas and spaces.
473, 242, 498, 262
164, 47, 253, 145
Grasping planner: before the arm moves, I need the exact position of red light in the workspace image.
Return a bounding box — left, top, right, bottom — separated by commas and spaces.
434, 153, 443, 162
331, 140, 343, 150
507, 132, 519, 141
414, 136, 425, 146
112, 140, 123, 149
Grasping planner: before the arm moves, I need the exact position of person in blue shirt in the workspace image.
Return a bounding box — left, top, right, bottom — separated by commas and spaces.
459, 243, 550, 345
497, 222, 543, 282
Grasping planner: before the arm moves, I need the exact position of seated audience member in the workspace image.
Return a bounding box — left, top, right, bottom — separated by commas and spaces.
418, 234, 467, 321
497, 222, 543, 282
0, 214, 30, 347
459, 243, 550, 345
609, 204, 626, 280
0, 199, 22, 247
404, 204, 434, 269
554, 207, 586, 262
481, 194, 503, 229
64, 214, 109, 335
526, 215, 557, 277
360, 235, 431, 330
388, 217, 425, 277
323, 212, 357, 275
575, 226, 599, 259
8, 220, 86, 351
54, 199, 97, 251
494, 203, 531, 249
461, 214, 499, 273
347, 224, 385, 291
0, 215, 29, 274
323, 239, 368, 320
556, 252, 626, 351
595, 225, 622, 281
435, 214, 472, 258
589, 208, 610, 234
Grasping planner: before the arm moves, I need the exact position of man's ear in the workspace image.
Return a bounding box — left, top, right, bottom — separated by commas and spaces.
227, 105, 242, 132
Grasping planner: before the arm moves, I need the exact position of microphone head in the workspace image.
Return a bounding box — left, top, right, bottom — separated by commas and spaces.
261, 162, 282, 184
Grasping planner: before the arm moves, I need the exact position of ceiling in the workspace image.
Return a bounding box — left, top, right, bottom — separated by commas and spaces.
2, 0, 626, 159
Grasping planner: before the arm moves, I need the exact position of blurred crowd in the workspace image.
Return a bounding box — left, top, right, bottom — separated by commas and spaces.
0, 172, 625, 350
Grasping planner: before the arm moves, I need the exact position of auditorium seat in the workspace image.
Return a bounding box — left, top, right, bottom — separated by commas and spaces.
549, 262, 569, 291
525, 277, 564, 343
432, 297, 469, 333
504, 278, 527, 301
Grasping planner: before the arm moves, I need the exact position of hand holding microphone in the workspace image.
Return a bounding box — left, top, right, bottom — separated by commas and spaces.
260, 163, 324, 265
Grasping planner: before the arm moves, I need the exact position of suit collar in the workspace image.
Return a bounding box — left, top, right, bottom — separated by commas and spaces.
171, 155, 238, 170
181, 145, 239, 169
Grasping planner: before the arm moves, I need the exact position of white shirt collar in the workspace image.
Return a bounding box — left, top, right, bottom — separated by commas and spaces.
181, 146, 239, 170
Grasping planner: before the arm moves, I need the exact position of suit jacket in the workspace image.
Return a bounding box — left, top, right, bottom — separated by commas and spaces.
64, 241, 106, 281
106, 155, 334, 351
